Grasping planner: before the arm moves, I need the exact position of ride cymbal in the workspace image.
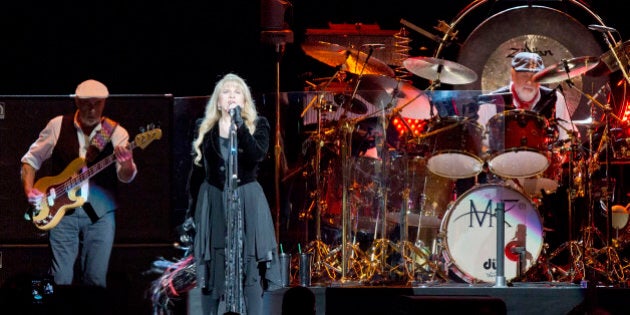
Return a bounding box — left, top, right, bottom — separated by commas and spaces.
533, 56, 600, 84
302, 41, 395, 77
402, 56, 478, 85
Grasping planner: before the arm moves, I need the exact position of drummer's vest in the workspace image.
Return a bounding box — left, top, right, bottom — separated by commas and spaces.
492, 86, 557, 119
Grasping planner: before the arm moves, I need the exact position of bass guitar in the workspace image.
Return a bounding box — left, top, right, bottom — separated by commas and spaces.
28, 127, 162, 230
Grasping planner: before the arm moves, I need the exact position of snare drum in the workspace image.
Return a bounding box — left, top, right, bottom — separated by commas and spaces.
423, 116, 484, 179
441, 184, 544, 283
486, 110, 552, 178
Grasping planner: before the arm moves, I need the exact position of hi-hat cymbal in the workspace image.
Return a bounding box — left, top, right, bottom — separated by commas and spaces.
333, 92, 368, 115
533, 56, 600, 84
302, 41, 395, 77
402, 56, 478, 85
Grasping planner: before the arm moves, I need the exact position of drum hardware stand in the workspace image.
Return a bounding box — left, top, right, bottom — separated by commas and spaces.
589, 106, 627, 285
313, 116, 369, 284
565, 83, 626, 284
407, 176, 448, 285
301, 74, 341, 283
546, 122, 584, 283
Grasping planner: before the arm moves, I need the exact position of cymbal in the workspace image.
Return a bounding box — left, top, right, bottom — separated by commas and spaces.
355, 74, 407, 107
533, 56, 600, 84
309, 78, 368, 114
402, 56, 478, 85
302, 41, 395, 77
594, 40, 630, 76
333, 92, 368, 114
358, 74, 406, 96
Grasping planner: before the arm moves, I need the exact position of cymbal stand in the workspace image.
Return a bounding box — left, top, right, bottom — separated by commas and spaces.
374, 112, 394, 281
408, 176, 449, 284
574, 86, 625, 284
334, 46, 377, 283
592, 106, 626, 284
384, 93, 449, 284
301, 72, 345, 282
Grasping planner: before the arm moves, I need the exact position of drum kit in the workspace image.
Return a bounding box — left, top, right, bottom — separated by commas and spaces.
293, 39, 630, 286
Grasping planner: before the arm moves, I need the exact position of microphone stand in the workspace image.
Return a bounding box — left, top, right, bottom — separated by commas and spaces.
261, 26, 293, 243
225, 117, 245, 314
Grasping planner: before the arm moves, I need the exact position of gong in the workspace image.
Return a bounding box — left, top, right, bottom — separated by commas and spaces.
455, 5, 608, 119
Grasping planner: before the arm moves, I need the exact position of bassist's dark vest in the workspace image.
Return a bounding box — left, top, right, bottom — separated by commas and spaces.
51, 115, 118, 219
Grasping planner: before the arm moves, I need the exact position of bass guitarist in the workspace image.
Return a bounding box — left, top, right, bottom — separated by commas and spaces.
20, 79, 137, 288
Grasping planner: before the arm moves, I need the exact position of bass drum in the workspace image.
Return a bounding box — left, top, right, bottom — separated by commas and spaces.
441, 184, 544, 283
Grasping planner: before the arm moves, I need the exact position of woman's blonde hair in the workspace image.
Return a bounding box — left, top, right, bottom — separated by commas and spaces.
192, 73, 258, 165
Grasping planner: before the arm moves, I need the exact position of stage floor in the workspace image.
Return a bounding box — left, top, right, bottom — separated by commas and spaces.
264, 282, 630, 315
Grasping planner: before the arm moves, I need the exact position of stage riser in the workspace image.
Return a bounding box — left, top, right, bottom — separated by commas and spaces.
265, 286, 590, 315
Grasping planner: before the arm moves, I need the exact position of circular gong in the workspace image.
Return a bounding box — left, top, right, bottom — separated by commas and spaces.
456, 5, 607, 119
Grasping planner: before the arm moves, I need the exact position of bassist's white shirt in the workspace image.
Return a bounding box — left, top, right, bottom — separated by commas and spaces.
21, 113, 137, 200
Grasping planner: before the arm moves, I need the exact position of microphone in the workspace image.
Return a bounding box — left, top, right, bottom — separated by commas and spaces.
229, 106, 241, 119
588, 24, 617, 33
229, 106, 243, 127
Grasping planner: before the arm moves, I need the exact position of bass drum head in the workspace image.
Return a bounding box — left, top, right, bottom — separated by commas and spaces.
456, 5, 607, 120
441, 184, 544, 283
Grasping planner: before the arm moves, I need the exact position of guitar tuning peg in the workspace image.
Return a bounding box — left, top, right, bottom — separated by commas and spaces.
148, 123, 155, 130
139, 126, 146, 133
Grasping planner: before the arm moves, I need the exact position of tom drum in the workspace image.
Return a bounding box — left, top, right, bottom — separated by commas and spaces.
486, 110, 553, 178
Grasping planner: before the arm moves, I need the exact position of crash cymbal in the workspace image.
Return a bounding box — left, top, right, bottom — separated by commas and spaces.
593, 40, 630, 76
402, 56, 478, 85
302, 41, 395, 77
533, 56, 600, 84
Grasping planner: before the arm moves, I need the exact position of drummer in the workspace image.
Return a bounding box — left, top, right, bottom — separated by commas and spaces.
475, 51, 580, 249
476, 51, 575, 142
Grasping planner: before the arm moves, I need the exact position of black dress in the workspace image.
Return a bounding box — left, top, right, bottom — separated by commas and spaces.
192, 117, 282, 310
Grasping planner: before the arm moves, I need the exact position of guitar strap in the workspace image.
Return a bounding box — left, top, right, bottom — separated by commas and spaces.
86, 117, 118, 162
